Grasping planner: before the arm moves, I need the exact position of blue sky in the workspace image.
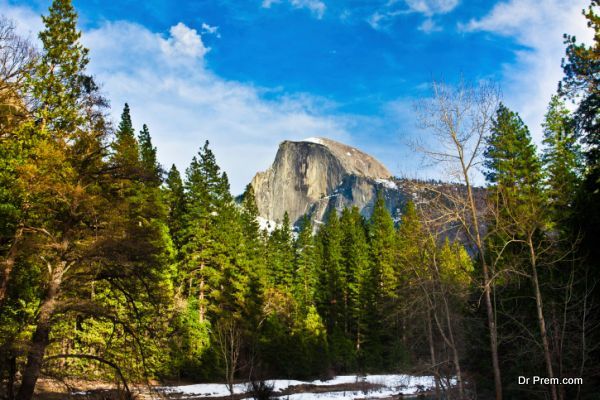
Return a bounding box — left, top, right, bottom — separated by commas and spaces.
1, 0, 593, 193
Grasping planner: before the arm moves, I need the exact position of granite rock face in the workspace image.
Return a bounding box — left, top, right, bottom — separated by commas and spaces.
250, 137, 405, 226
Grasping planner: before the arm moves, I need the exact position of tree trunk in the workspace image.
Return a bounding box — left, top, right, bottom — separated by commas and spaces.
464, 173, 502, 400
427, 312, 441, 400
528, 237, 557, 400
8, 354, 16, 400
0, 228, 22, 307
199, 262, 205, 322
442, 294, 465, 399
16, 261, 64, 400
0, 255, 15, 306
356, 320, 361, 351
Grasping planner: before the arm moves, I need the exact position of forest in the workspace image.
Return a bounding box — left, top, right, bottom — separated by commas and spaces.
0, 0, 599, 399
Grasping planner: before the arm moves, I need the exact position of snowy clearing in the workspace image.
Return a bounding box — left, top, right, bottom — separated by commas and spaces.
161, 374, 440, 398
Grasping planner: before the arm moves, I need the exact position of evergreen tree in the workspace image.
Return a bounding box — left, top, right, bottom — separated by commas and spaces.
369, 193, 397, 312
207, 170, 248, 319
542, 95, 581, 228
484, 103, 544, 232
239, 184, 266, 324
561, 1, 600, 167
164, 164, 186, 249
484, 104, 559, 400
293, 215, 318, 314
339, 207, 370, 353
562, 5, 600, 345
138, 123, 163, 186
267, 212, 294, 290
181, 152, 214, 323
180, 142, 249, 320
8, 2, 175, 398
112, 103, 140, 180
30, 0, 88, 133
317, 209, 345, 334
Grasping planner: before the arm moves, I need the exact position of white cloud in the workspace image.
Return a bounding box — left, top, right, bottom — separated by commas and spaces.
405, 0, 460, 16
368, 0, 458, 31
2, 2, 351, 193
262, 0, 326, 19
418, 18, 442, 33
367, 10, 404, 30
459, 0, 593, 144
201, 22, 220, 37
0, 1, 43, 40
81, 21, 349, 193
160, 22, 209, 59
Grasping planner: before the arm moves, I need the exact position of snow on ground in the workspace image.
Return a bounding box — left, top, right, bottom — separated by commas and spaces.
302, 137, 325, 145
162, 374, 440, 398
375, 179, 398, 190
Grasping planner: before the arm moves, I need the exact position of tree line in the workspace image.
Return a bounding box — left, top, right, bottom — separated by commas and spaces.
0, 1, 599, 399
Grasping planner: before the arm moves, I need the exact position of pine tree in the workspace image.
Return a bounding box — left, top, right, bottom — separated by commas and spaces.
15, 2, 96, 395
484, 104, 558, 400
366, 192, 398, 369
138, 123, 163, 186
293, 215, 318, 314
561, 2, 600, 317
561, 0, 599, 167
317, 209, 345, 335
31, 0, 88, 133
12, 2, 174, 397
180, 141, 249, 322
207, 170, 249, 320
484, 103, 544, 233
112, 103, 140, 180
239, 184, 266, 324
369, 193, 397, 309
542, 95, 581, 228
267, 212, 294, 290
164, 164, 186, 249
396, 200, 432, 365
340, 207, 370, 354
181, 154, 213, 323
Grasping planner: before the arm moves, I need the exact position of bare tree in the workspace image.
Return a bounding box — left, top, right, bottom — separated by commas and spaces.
214, 318, 243, 395
0, 16, 35, 124
412, 79, 503, 399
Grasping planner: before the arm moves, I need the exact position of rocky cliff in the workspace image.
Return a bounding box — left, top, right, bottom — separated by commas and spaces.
250, 137, 405, 226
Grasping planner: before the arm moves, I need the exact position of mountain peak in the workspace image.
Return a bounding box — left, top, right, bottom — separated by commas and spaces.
250, 137, 402, 225
290, 138, 392, 180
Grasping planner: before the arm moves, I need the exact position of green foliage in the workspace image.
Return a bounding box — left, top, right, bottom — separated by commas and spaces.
138, 124, 163, 186
31, 0, 89, 133
542, 95, 581, 228
2, 2, 599, 398
561, 0, 600, 168
293, 215, 318, 313
485, 103, 545, 237
0, 3, 175, 393
266, 212, 294, 290
164, 164, 186, 249
316, 209, 345, 333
